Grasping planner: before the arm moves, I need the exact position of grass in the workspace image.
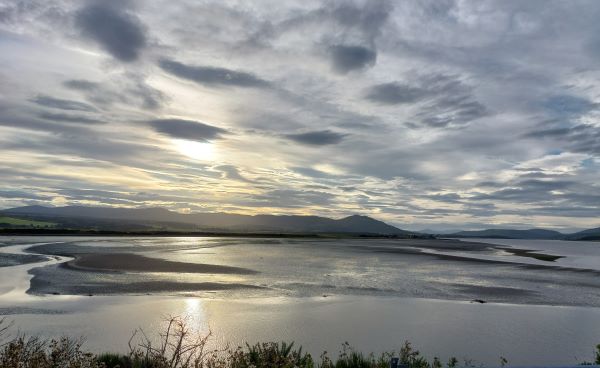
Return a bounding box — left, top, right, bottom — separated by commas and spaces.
1, 317, 599, 368
0, 216, 56, 228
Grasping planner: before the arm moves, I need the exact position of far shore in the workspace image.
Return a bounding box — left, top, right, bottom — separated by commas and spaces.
0, 228, 428, 239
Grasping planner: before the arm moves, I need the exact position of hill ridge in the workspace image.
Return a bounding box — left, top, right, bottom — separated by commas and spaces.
2, 205, 410, 235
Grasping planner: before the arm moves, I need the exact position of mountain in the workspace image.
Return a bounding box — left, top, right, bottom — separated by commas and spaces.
2, 205, 411, 235
418, 228, 460, 235
566, 227, 600, 241
445, 228, 565, 240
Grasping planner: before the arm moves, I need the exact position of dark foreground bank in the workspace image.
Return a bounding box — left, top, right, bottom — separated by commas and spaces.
1, 317, 600, 368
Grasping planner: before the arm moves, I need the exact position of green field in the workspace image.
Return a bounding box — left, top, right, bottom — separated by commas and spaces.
0, 216, 56, 227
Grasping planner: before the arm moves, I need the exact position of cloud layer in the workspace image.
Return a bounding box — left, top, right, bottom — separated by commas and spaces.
0, 0, 599, 231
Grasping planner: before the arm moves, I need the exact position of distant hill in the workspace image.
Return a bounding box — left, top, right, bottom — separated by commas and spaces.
566, 227, 600, 241
445, 228, 565, 240
419, 228, 460, 235
1, 205, 412, 235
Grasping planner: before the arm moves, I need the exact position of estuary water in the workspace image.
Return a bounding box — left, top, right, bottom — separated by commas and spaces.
1, 236, 600, 365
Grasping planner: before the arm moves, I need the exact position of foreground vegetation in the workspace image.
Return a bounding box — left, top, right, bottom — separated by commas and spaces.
1, 317, 599, 368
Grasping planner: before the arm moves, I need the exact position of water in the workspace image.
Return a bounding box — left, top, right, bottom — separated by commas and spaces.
1, 236, 600, 365
461, 238, 600, 271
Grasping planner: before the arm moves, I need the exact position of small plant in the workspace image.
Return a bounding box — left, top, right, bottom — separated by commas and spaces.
447, 357, 458, 368
0, 335, 97, 368
3, 317, 600, 367
126, 315, 216, 368
228, 341, 314, 368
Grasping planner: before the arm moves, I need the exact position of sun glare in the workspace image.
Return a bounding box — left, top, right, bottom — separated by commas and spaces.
173, 139, 216, 161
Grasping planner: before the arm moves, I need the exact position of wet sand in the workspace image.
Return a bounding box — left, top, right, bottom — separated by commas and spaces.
28, 279, 265, 296
496, 247, 564, 262
65, 253, 258, 275
0, 253, 48, 267
7, 236, 600, 305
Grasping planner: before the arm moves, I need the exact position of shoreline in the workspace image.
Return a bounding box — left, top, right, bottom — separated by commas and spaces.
0, 228, 429, 239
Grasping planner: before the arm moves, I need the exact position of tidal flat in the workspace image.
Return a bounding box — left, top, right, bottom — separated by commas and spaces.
1, 236, 600, 365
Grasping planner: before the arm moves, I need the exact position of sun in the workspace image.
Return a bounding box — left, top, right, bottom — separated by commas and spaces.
172, 139, 216, 161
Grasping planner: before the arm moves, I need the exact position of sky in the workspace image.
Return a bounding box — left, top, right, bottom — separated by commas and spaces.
0, 0, 599, 232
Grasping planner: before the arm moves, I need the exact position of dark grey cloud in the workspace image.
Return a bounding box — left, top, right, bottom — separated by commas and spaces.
364, 74, 488, 127
74, 2, 147, 62
476, 181, 504, 188
38, 112, 104, 125
159, 59, 270, 88
329, 45, 376, 74
524, 127, 574, 139
0, 107, 92, 135
411, 74, 488, 127
417, 99, 488, 128
30, 95, 97, 112
63, 79, 100, 91
63, 77, 165, 110
285, 130, 346, 146
148, 119, 228, 142
543, 95, 598, 118
470, 179, 591, 205
365, 83, 427, 105
524, 123, 600, 156
331, 1, 393, 40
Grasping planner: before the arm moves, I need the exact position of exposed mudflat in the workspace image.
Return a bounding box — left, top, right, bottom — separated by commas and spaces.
0, 253, 47, 267
65, 253, 257, 274
0, 236, 592, 306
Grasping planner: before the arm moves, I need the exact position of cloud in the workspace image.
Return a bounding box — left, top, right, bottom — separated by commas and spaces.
0, 190, 52, 201
291, 167, 337, 178
543, 95, 598, 117
0, 107, 93, 135
74, 2, 147, 62
470, 179, 593, 205
30, 95, 97, 112
525, 123, 600, 156
329, 45, 376, 74
37, 112, 104, 125
365, 83, 427, 104
285, 130, 347, 145
417, 99, 488, 128
63, 79, 100, 91
331, 1, 393, 40
213, 165, 252, 182
63, 76, 165, 110
159, 59, 270, 88
369, 74, 489, 128
250, 189, 335, 208
148, 119, 228, 142
3, 0, 600, 229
